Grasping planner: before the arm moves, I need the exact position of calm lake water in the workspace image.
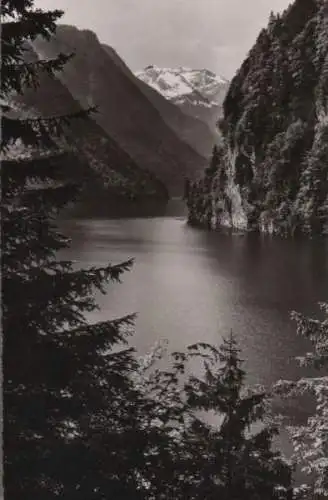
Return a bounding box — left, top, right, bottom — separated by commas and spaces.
60, 204, 328, 389
59, 202, 328, 469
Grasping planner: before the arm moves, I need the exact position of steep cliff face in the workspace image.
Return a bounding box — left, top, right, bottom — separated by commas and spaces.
187, 0, 328, 236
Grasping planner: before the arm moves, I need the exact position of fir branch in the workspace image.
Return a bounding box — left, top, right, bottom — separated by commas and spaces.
1, 10, 63, 43
1, 1, 61, 18
21, 183, 82, 211
2, 52, 74, 94
1, 107, 97, 149
62, 315, 137, 342
2, 151, 75, 185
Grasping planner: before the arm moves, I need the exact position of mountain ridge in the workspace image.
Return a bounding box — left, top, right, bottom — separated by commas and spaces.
31, 25, 206, 195
135, 65, 230, 131
11, 43, 169, 216
135, 65, 228, 101
102, 44, 219, 158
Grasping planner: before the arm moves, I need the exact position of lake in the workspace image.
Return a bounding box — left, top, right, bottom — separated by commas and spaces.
60, 204, 328, 388
59, 202, 328, 469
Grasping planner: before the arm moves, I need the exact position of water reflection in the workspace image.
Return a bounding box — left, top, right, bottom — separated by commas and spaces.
58, 213, 327, 476
59, 216, 328, 389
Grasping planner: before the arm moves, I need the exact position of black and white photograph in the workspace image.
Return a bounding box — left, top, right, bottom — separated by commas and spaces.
2, 0, 328, 498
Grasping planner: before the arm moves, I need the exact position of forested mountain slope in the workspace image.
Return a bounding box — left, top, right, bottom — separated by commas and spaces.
187, 0, 328, 236
102, 44, 218, 159
12, 45, 168, 215
32, 25, 206, 195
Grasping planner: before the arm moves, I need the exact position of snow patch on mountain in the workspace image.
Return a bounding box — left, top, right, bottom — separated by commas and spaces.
135, 65, 228, 105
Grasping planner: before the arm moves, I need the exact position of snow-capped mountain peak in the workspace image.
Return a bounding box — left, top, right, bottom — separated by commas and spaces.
135, 65, 229, 131
135, 66, 228, 104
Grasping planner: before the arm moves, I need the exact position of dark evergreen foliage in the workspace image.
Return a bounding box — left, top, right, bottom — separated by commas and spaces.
1, 2, 147, 498
187, 0, 328, 236
274, 303, 328, 499
140, 335, 294, 499
186, 143, 228, 229
2, 1, 296, 498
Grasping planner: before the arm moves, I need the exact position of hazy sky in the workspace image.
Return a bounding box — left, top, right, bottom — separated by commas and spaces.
37, 0, 292, 79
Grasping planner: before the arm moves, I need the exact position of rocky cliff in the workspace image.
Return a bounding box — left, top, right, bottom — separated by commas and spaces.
186, 0, 328, 236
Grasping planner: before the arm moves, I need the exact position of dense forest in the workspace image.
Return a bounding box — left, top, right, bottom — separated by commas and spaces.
186, 0, 328, 236
2, 1, 328, 499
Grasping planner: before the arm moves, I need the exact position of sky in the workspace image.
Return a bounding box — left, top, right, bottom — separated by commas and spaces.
36, 0, 292, 79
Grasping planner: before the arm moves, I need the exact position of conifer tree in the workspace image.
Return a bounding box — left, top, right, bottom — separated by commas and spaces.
205, 144, 221, 179
1, 2, 153, 498
1, 3, 298, 499
295, 120, 328, 235
181, 335, 293, 499
138, 336, 294, 499
274, 303, 328, 499
186, 145, 224, 228
183, 176, 191, 200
